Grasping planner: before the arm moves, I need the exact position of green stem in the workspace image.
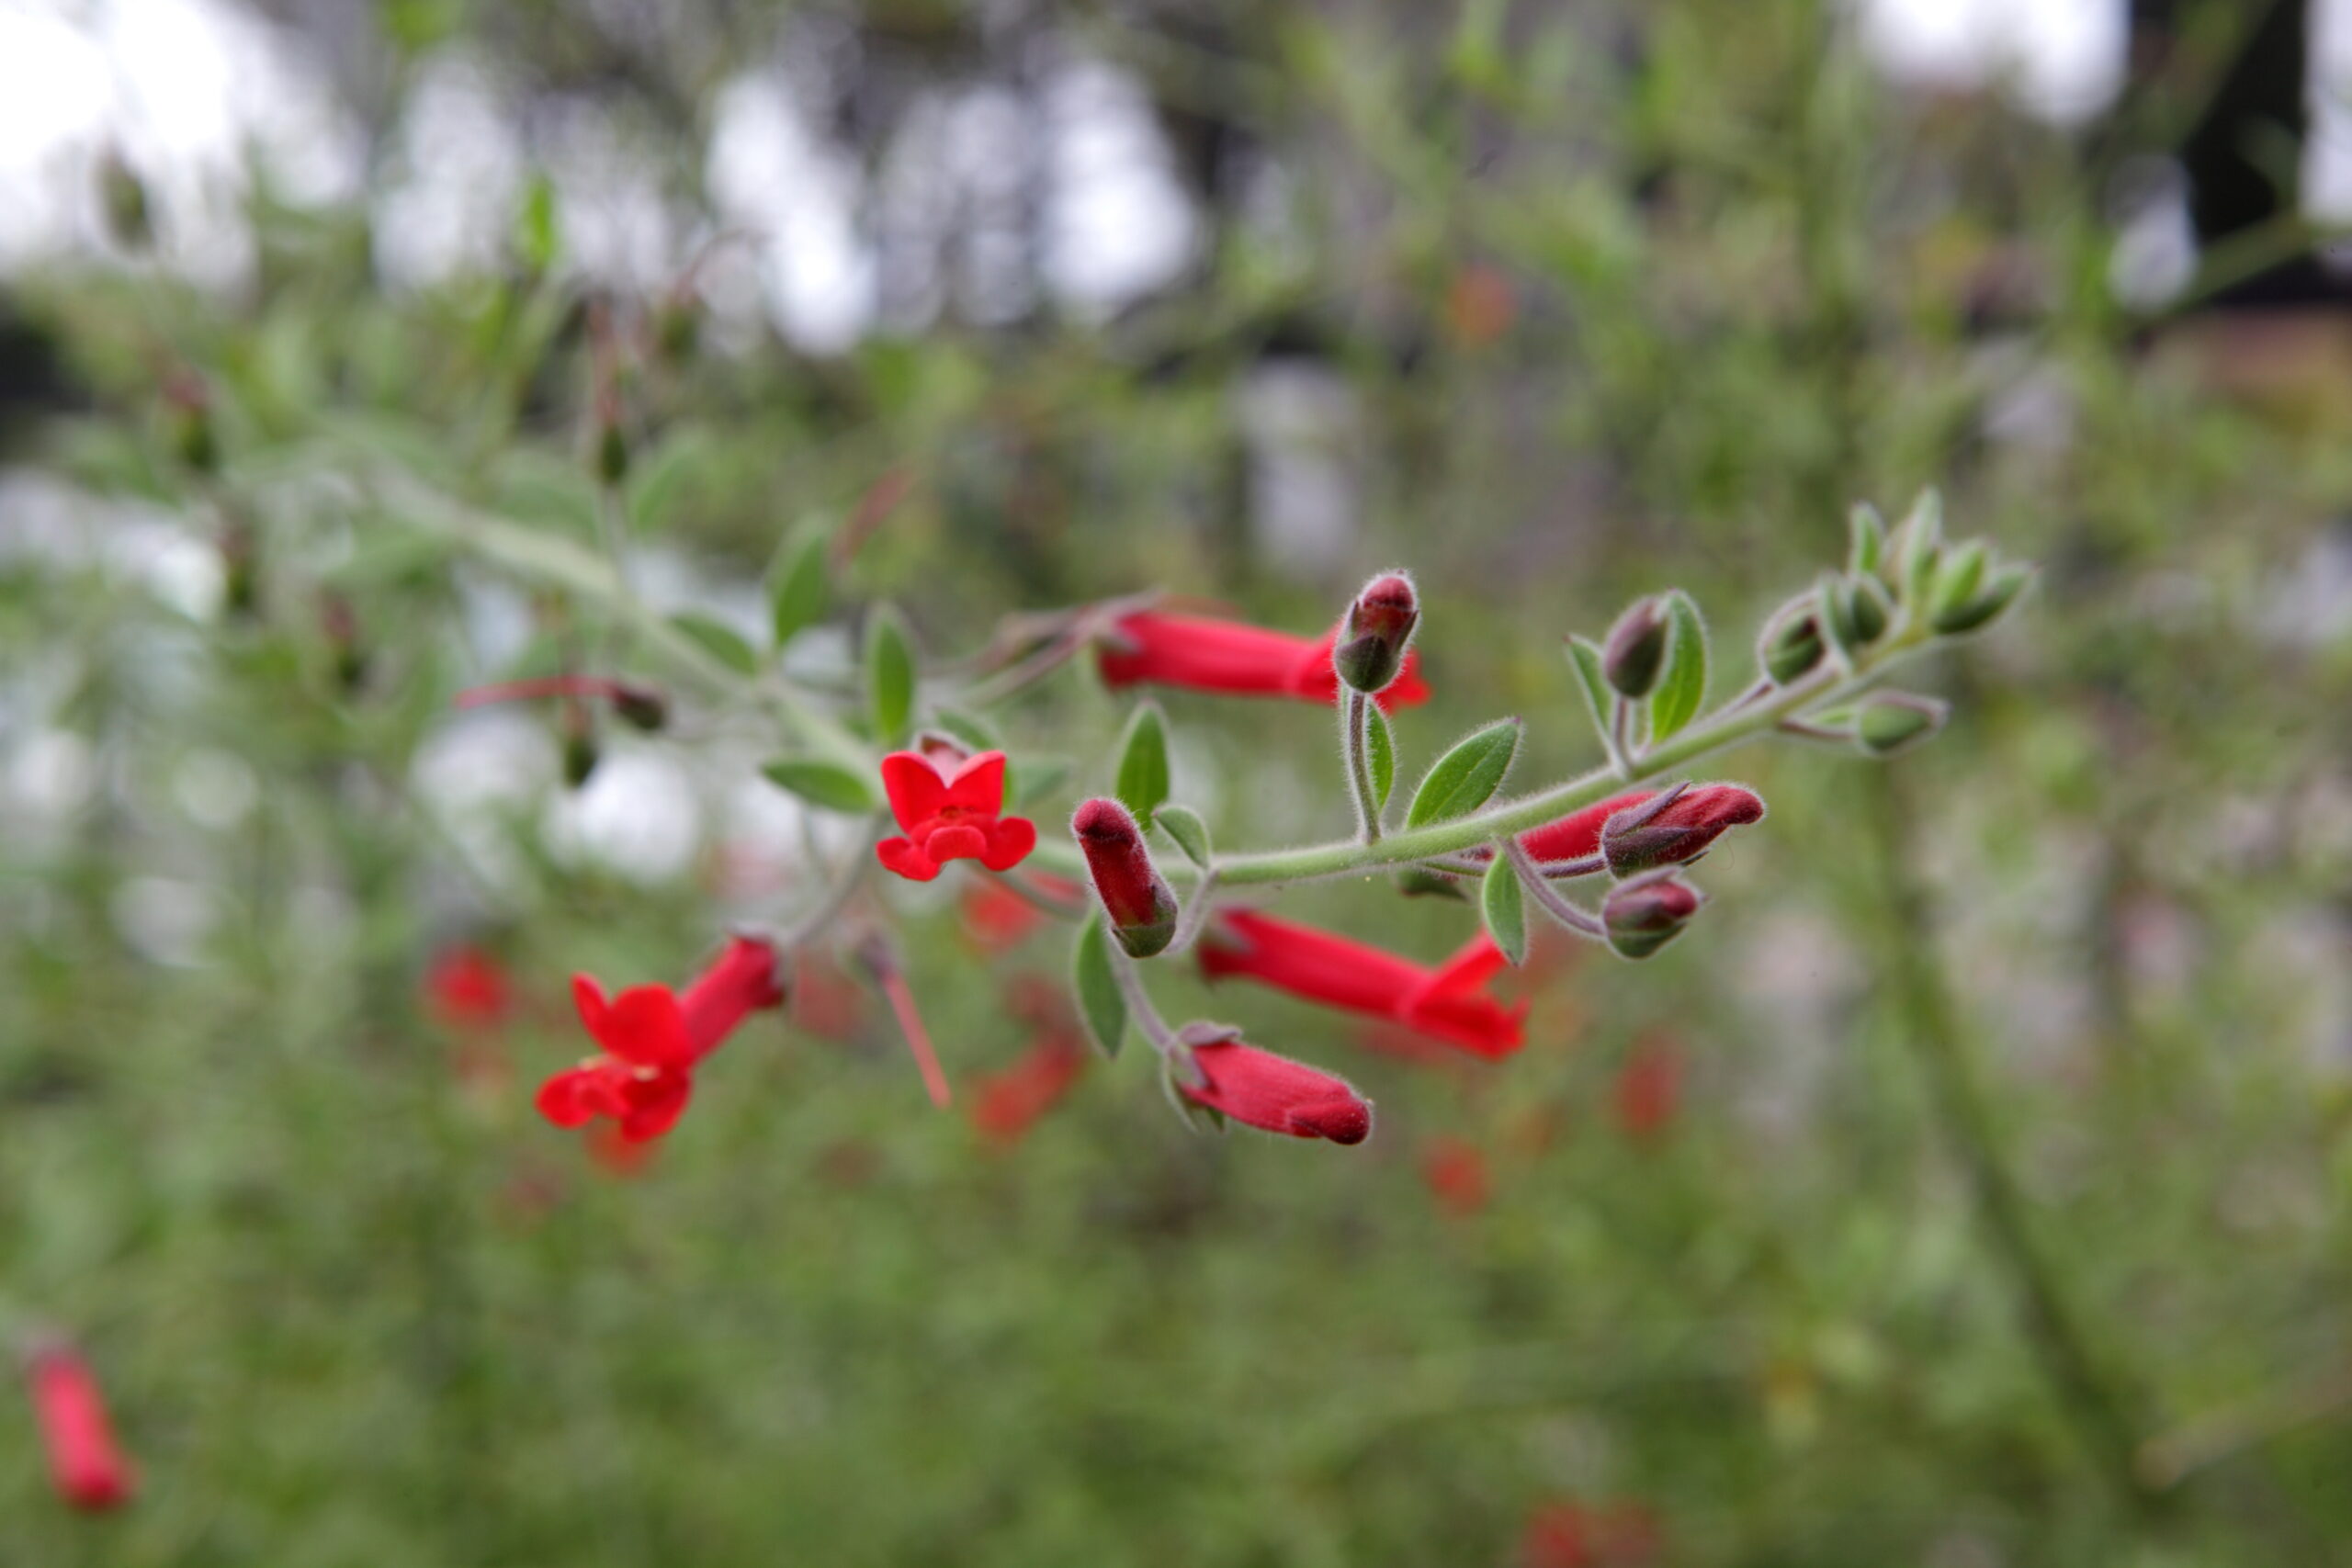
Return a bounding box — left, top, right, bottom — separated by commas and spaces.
1212, 625, 1929, 886
1341, 691, 1382, 843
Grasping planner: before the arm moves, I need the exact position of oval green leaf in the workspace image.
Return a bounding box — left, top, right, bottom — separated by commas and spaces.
1405, 717, 1521, 829
670, 611, 760, 676
1648, 591, 1708, 741
1480, 852, 1527, 966
865, 606, 916, 744
1114, 702, 1170, 828
1155, 803, 1212, 867
1072, 916, 1126, 1061
1365, 702, 1396, 809
761, 758, 878, 815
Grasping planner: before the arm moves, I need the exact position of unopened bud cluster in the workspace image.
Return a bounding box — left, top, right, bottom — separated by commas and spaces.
1332, 572, 1419, 696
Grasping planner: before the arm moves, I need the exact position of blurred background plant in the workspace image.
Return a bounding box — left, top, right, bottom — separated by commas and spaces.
5, 0, 2352, 1563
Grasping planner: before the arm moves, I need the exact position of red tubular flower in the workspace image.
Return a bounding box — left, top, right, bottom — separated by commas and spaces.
1615, 1034, 1682, 1140
1421, 1135, 1491, 1216
875, 749, 1037, 883
425, 944, 513, 1032
1197, 909, 1526, 1058
1096, 611, 1430, 711
25, 1341, 134, 1512
536, 934, 785, 1145
1512, 790, 1655, 863
1181, 1041, 1373, 1144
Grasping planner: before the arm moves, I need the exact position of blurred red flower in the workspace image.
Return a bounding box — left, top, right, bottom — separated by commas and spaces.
1615, 1034, 1683, 1141
425, 944, 513, 1032
24, 1340, 134, 1512
1521, 1501, 1663, 1568
536, 934, 784, 1145
1421, 1135, 1491, 1216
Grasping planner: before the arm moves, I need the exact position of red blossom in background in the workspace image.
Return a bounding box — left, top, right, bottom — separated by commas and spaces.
24, 1341, 134, 1512
1421, 1136, 1491, 1216
1521, 1502, 1664, 1568
1096, 611, 1430, 711
1197, 910, 1526, 1058
969, 1035, 1088, 1145
536, 934, 784, 1145
875, 750, 1037, 883
958, 873, 1080, 954
1181, 1041, 1373, 1144
1615, 1034, 1683, 1140
425, 944, 513, 1032
790, 950, 866, 1043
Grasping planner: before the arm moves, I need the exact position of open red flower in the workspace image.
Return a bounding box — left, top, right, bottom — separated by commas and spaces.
1197, 910, 1526, 1059
25, 1340, 134, 1512
424, 944, 513, 1031
1096, 611, 1430, 711
1181, 1040, 1373, 1144
536, 934, 784, 1145
875, 749, 1037, 883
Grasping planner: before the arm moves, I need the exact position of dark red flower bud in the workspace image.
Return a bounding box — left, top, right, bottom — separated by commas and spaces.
1333, 571, 1420, 695
1600, 784, 1764, 876
1602, 873, 1703, 960
1180, 1039, 1373, 1144
24, 1340, 134, 1511
1072, 797, 1179, 957
1601, 595, 1670, 698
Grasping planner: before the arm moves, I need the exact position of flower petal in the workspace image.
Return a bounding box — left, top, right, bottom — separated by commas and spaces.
618, 1072, 692, 1142
978, 815, 1037, 872
923, 823, 989, 863
876, 835, 942, 882
535, 1066, 601, 1128
940, 750, 1007, 813
594, 985, 693, 1068
878, 750, 949, 833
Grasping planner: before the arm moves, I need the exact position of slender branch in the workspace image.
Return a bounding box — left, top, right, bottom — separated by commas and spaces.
1163, 870, 1223, 957
1106, 938, 1178, 1055
1212, 626, 1931, 886
2136, 1361, 2352, 1491
1501, 840, 1606, 941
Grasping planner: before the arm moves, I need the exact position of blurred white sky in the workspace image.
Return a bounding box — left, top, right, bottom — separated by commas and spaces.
1, 0, 2349, 335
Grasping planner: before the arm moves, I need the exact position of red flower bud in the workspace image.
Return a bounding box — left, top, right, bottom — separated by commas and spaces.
1179, 1040, 1373, 1144
1600, 784, 1764, 876
1072, 798, 1180, 957
1602, 873, 1704, 960
24, 1340, 134, 1512
1333, 571, 1419, 695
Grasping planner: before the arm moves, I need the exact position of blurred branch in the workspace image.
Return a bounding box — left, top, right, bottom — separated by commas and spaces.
1863, 768, 2163, 1517
2137, 1362, 2352, 1491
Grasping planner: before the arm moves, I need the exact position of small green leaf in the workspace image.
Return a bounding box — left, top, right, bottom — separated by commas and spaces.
1848, 502, 1886, 576
1406, 718, 1522, 829
1365, 703, 1395, 809
865, 607, 916, 744
1480, 852, 1527, 966
1565, 636, 1617, 754
514, 174, 559, 274
1156, 804, 1212, 867
761, 758, 878, 814
1012, 757, 1072, 808
670, 612, 760, 676
1114, 703, 1170, 827
1817, 577, 1860, 667
1648, 592, 1708, 742
767, 522, 831, 649
1072, 917, 1125, 1060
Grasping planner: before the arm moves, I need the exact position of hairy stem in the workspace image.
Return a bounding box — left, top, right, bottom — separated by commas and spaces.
1341, 691, 1383, 843
1213, 625, 1930, 886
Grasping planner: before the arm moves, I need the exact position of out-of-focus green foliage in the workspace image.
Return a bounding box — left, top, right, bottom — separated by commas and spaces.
5, 2, 2352, 1564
